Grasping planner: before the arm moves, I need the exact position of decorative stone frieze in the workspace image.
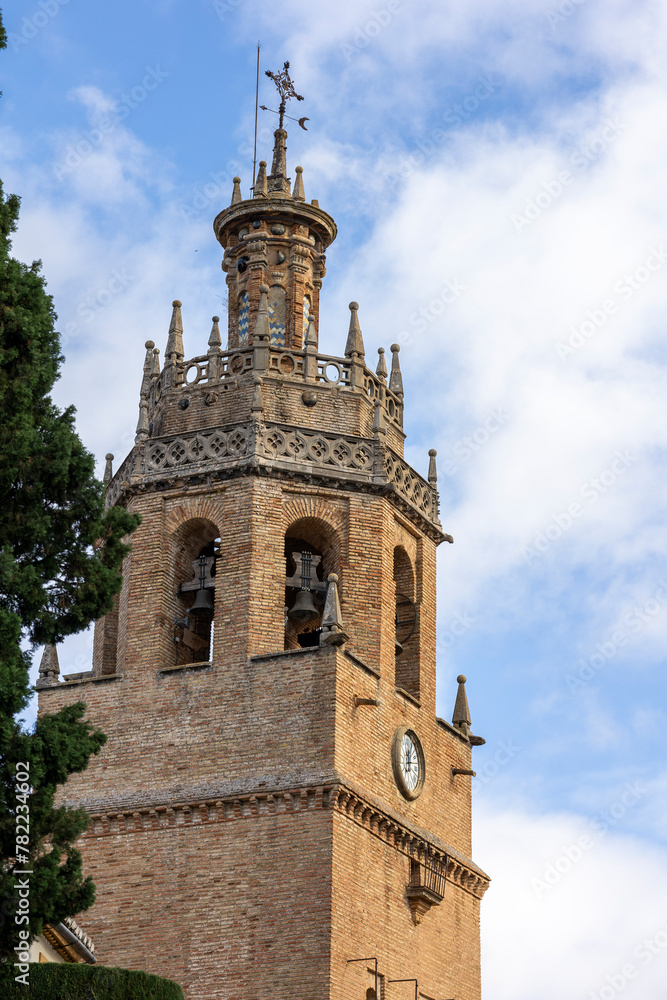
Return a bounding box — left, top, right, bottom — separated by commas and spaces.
107, 420, 442, 535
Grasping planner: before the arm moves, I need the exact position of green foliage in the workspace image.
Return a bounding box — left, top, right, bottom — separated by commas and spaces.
0, 181, 140, 962
5, 963, 185, 1000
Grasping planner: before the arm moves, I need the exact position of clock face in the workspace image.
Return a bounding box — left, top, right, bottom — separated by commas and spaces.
400, 733, 420, 791
391, 727, 425, 800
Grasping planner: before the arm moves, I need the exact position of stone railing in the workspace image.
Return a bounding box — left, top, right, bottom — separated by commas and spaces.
262, 423, 374, 474
105, 452, 134, 510
144, 424, 252, 472
385, 450, 439, 523
108, 421, 439, 530
148, 347, 403, 430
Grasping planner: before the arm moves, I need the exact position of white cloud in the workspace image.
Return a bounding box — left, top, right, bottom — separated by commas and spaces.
476, 803, 667, 1000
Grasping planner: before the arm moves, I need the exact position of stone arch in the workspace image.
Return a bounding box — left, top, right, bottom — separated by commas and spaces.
281, 495, 348, 545
168, 515, 220, 666
283, 515, 342, 651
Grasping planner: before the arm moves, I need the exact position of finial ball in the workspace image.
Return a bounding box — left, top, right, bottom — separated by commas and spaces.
328, 573, 339, 584
212, 316, 220, 323
378, 346, 385, 354
429, 448, 437, 457
233, 176, 241, 184
295, 165, 303, 173
172, 299, 182, 308
391, 343, 400, 353
259, 160, 266, 167
105, 453, 114, 461
145, 340, 155, 349
259, 284, 269, 294
457, 674, 467, 684
349, 301, 359, 311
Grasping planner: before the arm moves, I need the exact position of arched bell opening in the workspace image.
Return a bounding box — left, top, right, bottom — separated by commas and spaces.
284, 517, 340, 651
171, 517, 220, 666
393, 545, 419, 698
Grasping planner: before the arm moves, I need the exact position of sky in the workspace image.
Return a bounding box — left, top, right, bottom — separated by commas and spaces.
2, 0, 667, 996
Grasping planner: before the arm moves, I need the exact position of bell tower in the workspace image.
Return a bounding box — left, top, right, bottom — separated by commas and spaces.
38, 71, 489, 1000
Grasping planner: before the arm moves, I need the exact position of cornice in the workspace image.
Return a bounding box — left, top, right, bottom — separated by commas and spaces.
82, 780, 489, 900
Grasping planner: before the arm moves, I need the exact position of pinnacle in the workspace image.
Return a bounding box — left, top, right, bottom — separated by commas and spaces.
452, 674, 472, 737
389, 343, 403, 396
345, 301, 365, 357
293, 166, 305, 201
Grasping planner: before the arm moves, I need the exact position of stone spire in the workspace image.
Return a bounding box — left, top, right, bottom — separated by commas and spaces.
376, 347, 388, 381
140, 340, 155, 395
292, 165, 305, 201
165, 301, 184, 363
36, 644, 60, 688
304, 314, 318, 381
103, 453, 114, 487
231, 177, 243, 205
389, 343, 403, 395
452, 674, 471, 738
428, 449, 437, 484
252, 285, 270, 371
207, 316, 222, 380
320, 573, 349, 647
151, 347, 161, 379
305, 314, 317, 351
345, 302, 365, 358
254, 160, 268, 198
136, 340, 155, 441
268, 129, 291, 197
208, 315, 221, 350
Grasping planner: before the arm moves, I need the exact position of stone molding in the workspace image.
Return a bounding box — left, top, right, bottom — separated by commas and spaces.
107, 421, 442, 538
82, 782, 488, 900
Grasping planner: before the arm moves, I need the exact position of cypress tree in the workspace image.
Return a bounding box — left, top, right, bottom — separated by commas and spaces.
0, 131, 140, 965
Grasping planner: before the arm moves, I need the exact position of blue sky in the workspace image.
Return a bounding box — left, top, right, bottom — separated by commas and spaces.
3, 1, 667, 996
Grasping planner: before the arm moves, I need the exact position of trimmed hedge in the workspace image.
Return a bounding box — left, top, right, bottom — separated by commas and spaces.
4, 962, 185, 999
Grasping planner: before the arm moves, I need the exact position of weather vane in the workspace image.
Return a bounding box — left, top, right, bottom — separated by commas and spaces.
261, 61, 309, 131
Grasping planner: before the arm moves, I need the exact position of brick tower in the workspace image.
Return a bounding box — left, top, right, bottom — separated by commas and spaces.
38, 98, 489, 999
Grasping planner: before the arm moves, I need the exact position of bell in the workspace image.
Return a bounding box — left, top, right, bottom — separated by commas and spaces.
288, 588, 319, 623
395, 639, 403, 657
190, 587, 214, 619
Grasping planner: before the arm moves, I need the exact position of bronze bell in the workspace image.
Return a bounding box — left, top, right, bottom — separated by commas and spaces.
190, 587, 215, 619
288, 588, 319, 623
